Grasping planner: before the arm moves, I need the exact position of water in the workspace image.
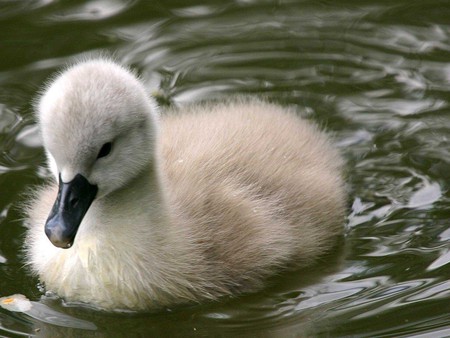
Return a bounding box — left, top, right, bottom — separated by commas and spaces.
1, 0, 449, 336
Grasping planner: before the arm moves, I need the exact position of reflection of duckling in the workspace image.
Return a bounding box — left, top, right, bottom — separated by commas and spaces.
24, 59, 346, 311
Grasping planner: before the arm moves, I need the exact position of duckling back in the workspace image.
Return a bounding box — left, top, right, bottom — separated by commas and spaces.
160, 98, 346, 292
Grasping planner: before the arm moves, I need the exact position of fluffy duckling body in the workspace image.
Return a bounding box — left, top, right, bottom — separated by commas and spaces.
24, 59, 346, 311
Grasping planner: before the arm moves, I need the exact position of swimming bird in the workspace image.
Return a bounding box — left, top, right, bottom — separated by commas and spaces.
24, 59, 346, 311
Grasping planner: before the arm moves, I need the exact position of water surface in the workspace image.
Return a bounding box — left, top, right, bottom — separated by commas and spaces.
1, 0, 450, 336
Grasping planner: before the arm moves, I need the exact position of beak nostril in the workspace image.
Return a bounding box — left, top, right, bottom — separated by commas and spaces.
70, 197, 79, 208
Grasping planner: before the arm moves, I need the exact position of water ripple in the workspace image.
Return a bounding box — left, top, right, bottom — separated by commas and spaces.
1, 0, 450, 336
46, 0, 135, 22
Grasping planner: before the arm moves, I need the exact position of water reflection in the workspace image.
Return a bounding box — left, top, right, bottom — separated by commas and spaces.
46, 0, 133, 22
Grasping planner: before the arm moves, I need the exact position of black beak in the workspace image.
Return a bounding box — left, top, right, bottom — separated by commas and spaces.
45, 174, 98, 249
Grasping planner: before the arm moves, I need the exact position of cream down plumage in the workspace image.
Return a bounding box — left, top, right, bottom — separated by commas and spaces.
24, 59, 346, 311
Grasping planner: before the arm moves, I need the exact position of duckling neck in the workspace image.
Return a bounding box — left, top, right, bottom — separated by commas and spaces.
91, 161, 171, 245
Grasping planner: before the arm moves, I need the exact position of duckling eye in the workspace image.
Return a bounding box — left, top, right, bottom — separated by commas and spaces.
97, 142, 112, 159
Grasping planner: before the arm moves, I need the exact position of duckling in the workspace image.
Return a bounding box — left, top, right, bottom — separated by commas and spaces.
24, 59, 346, 311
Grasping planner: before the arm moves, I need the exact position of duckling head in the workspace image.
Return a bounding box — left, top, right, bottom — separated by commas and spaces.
37, 59, 158, 248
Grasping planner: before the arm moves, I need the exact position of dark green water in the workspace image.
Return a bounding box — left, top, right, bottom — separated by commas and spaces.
1, 0, 450, 336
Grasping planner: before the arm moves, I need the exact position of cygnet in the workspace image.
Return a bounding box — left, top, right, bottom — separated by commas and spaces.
24, 59, 346, 311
